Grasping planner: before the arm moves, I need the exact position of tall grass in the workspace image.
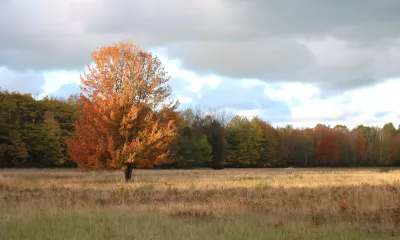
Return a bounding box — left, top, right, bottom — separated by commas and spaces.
1, 168, 400, 239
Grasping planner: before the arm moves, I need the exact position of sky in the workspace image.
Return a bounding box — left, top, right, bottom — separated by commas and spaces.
1, 0, 400, 129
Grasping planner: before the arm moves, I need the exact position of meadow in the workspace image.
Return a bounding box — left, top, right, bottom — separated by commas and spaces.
1, 168, 400, 239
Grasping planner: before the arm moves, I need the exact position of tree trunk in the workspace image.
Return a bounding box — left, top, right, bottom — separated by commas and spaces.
124, 163, 133, 181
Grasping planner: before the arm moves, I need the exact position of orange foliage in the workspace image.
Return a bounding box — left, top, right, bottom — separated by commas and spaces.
67, 42, 179, 170
316, 131, 340, 166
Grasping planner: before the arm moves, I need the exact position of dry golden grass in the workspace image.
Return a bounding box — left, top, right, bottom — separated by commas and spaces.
1, 168, 400, 239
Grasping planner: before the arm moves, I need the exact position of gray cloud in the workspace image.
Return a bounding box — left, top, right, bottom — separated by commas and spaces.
73, 0, 242, 42
238, 0, 400, 40
2, 0, 400, 93
76, 0, 400, 92
0, 0, 121, 71
0, 67, 44, 94
164, 39, 316, 81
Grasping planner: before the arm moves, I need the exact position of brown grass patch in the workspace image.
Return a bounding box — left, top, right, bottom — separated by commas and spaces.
1, 168, 400, 229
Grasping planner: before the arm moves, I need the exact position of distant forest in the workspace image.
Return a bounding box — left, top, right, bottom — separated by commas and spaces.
1, 90, 400, 168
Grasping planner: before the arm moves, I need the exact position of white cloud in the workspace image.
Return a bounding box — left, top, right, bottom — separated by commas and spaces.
176, 95, 192, 104
159, 53, 400, 128
42, 70, 81, 95
236, 109, 262, 120
290, 97, 345, 121
264, 82, 320, 107
260, 79, 400, 128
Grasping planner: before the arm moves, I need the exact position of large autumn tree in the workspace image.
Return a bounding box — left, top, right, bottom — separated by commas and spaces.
67, 42, 179, 180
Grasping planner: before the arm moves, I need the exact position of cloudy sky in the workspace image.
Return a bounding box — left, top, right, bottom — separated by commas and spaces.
1, 0, 400, 128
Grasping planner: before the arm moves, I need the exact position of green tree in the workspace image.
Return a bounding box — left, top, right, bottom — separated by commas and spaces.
225, 116, 279, 167
203, 116, 226, 169
37, 112, 65, 166
0, 130, 28, 167
0, 90, 78, 167
172, 130, 212, 168
225, 116, 252, 167
171, 109, 212, 168
250, 117, 279, 167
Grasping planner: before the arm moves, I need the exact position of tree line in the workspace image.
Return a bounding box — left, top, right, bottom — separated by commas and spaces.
172, 109, 400, 168
1, 41, 400, 175
0, 90, 80, 167
2, 90, 400, 169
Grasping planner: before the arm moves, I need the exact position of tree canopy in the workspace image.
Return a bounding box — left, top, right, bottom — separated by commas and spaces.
66, 42, 179, 180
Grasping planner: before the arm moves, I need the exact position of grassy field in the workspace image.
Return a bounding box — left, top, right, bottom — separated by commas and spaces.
1, 168, 400, 239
